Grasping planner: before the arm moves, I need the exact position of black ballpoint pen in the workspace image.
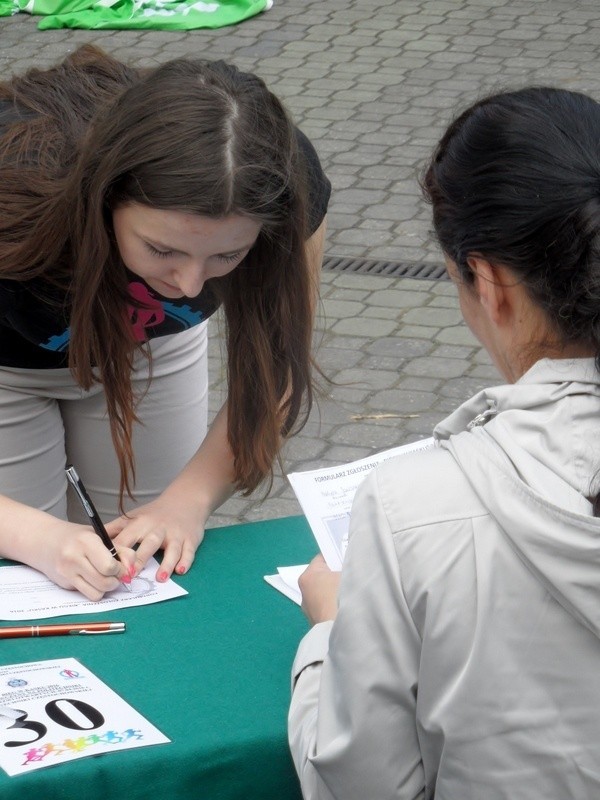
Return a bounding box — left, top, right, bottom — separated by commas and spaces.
65, 465, 132, 592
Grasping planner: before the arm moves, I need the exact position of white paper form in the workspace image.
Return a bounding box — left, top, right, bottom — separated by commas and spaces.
0, 657, 169, 776
0, 558, 187, 621
287, 438, 434, 570
263, 565, 307, 605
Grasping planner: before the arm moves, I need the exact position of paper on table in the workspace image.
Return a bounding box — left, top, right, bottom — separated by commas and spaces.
263, 565, 307, 605
0, 558, 187, 620
287, 438, 435, 570
0, 657, 169, 776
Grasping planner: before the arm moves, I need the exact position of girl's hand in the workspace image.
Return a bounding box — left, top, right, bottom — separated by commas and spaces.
31, 519, 135, 601
298, 554, 341, 626
106, 498, 206, 582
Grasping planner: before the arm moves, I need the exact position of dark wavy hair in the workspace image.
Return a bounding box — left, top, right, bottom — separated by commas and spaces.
422, 86, 600, 510
423, 86, 600, 361
0, 45, 313, 503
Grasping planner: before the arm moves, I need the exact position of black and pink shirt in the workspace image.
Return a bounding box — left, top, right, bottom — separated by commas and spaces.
0, 124, 330, 369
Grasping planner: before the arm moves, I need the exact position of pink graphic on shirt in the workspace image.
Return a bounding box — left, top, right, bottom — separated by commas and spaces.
127, 282, 165, 341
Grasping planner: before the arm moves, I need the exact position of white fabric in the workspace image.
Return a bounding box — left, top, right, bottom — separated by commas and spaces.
289, 358, 600, 799
0, 323, 208, 522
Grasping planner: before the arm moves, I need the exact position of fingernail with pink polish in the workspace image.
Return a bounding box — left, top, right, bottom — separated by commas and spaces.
122, 574, 131, 584
176, 565, 186, 575
158, 571, 169, 582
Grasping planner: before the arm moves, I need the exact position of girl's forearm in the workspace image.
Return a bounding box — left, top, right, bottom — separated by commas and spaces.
0, 494, 59, 564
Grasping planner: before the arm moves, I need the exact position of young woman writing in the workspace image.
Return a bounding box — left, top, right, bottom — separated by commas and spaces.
0, 45, 330, 600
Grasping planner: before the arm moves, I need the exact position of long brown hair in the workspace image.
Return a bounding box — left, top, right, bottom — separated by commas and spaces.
0, 45, 314, 502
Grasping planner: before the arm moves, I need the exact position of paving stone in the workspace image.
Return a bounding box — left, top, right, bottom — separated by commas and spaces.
314, 347, 365, 371
324, 287, 372, 303
331, 317, 397, 337
435, 326, 480, 347
321, 299, 366, 320
399, 324, 440, 340
398, 375, 441, 392
334, 367, 399, 391
367, 388, 439, 414
362, 306, 404, 321
402, 306, 463, 326
332, 423, 411, 450
324, 445, 375, 463
439, 375, 496, 399
366, 336, 434, 358
402, 356, 471, 380
431, 343, 479, 360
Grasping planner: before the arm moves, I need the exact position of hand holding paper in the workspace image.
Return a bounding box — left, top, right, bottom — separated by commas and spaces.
297, 555, 340, 625
265, 438, 434, 603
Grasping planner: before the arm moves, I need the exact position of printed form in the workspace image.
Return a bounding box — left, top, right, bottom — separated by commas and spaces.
0, 558, 187, 620
265, 438, 434, 601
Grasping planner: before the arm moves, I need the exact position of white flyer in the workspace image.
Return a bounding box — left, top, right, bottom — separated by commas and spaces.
263, 565, 307, 605
0, 558, 187, 621
287, 438, 434, 570
0, 657, 169, 776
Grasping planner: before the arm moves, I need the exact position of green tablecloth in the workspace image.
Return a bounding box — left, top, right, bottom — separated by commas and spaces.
0, 515, 317, 799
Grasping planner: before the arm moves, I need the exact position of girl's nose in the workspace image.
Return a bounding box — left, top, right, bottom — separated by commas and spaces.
174, 263, 205, 298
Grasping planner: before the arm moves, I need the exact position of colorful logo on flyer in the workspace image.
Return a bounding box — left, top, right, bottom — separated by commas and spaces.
59, 670, 80, 680
22, 729, 144, 766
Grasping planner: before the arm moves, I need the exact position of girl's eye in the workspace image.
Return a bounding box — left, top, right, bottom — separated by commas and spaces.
145, 242, 173, 259
219, 251, 244, 264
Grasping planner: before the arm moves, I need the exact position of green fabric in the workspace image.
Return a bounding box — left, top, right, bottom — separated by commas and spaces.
0, 0, 270, 29
0, 515, 317, 799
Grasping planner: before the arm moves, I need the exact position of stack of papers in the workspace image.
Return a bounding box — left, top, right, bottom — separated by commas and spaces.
265, 438, 434, 603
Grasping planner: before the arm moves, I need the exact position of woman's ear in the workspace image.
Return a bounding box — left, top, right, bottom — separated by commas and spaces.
466, 255, 508, 326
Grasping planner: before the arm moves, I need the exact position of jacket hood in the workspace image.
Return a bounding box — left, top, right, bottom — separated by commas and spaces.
434, 358, 600, 638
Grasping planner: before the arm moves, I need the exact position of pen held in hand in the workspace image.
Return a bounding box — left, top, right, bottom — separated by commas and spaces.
0, 622, 126, 639
65, 465, 132, 592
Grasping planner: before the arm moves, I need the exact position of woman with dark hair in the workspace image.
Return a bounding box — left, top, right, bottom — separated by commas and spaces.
289, 87, 600, 798
0, 45, 330, 600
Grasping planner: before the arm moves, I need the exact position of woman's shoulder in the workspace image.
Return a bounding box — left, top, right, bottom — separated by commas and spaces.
352, 445, 491, 622
368, 443, 488, 534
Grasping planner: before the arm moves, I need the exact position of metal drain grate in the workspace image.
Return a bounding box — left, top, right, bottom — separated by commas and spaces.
323, 255, 449, 280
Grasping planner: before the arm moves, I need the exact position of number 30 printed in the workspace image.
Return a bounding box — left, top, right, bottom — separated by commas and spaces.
1, 699, 104, 747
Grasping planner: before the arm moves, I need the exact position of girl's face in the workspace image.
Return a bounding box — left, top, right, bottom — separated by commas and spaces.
112, 203, 262, 298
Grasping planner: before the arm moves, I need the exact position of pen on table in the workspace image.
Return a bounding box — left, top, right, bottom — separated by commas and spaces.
0, 622, 126, 639
65, 465, 132, 592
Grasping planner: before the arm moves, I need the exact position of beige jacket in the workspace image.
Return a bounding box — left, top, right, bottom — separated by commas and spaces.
289, 359, 600, 799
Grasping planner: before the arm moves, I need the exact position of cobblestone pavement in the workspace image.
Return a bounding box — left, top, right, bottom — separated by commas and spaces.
2, 1, 599, 526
